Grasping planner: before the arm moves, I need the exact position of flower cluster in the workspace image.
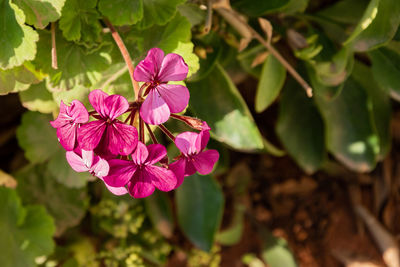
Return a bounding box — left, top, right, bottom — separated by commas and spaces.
51, 48, 219, 198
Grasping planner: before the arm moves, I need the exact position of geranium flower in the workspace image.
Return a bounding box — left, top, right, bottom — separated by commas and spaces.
171, 127, 219, 188
103, 141, 177, 198
66, 149, 127, 195
50, 100, 89, 151
134, 48, 190, 125
78, 90, 138, 156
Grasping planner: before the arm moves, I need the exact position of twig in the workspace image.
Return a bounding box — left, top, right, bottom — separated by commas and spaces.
204, 0, 213, 34
103, 18, 140, 99
158, 124, 175, 141
139, 116, 144, 143
51, 23, 58, 70
145, 123, 158, 144
214, 6, 313, 97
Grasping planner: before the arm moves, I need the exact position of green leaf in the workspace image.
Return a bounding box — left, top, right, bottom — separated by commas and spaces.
314, 78, 379, 172
34, 30, 111, 90
171, 42, 199, 78
52, 83, 90, 107
177, 3, 206, 27
176, 174, 224, 251
188, 63, 266, 152
369, 46, 400, 101
276, 78, 325, 174
0, 0, 39, 69
98, 0, 143, 26
16, 111, 59, 164
59, 0, 101, 45
232, 0, 290, 16
237, 45, 265, 79
317, 0, 367, 25
15, 164, 89, 236
261, 229, 297, 267
145, 191, 174, 238
255, 54, 286, 113
138, 0, 186, 28
19, 82, 58, 113
131, 12, 191, 55
352, 61, 391, 160
47, 147, 94, 188
0, 187, 55, 267
12, 0, 66, 29
344, 0, 400, 52
216, 204, 245, 246
0, 64, 40, 95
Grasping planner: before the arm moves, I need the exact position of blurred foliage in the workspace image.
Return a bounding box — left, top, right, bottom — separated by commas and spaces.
1, 0, 400, 265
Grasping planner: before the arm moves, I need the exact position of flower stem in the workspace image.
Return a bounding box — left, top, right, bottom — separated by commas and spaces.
139, 116, 145, 142
145, 123, 158, 144
103, 18, 140, 99
51, 22, 58, 70
158, 124, 175, 141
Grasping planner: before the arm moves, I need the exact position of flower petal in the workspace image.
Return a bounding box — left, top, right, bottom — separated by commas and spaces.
127, 172, 155, 198
192, 150, 219, 175
77, 120, 107, 151
66, 151, 89, 172
145, 165, 177, 191
184, 159, 197, 176
81, 149, 94, 168
169, 159, 185, 189
50, 101, 69, 128
104, 95, 129, 120
140, 89, 170, 125
134, 48, 164, 82
57, 123, 77, 151
158, 53, 188, 82
157, 84, 189, 113
69, 100, 89, 123
146, 144, 167, 165
91, 156, 110, 178
104, 183, 128, 195
131, 141, 148, 165
88, 89, 109, 118
196, 128, 210, 152
103, 159, 137, 187
175, 131, 199, 155
107, 122, 138, 155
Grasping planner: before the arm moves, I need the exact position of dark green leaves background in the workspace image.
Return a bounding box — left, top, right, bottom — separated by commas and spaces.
1, 0, 400, 265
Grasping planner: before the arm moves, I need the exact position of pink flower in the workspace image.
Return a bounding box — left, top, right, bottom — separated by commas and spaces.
66, 149, 128, 195
103, 141, 177, 198
78, 90, 138, 156
134, 48, 190, 125
171, 128, 219, 188
50, 100, 89, 151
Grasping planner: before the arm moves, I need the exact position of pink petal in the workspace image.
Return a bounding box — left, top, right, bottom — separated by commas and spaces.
81, 149, 94, 168
131, 141, 148, 165
145, 165, 177, 192
57, 123, 77, 151
88, 89, 109, 118
107, 122, 138, 155
66, 151, 89, 172
104, 95, 129, 120
175, 131, 200, 155
192, 150, 219, 175
50, 101, 69, 128
157, 84, 189, 113
146, 144, 167, 165
127, 172, 155, 198
134, 48, 164, 82
140, 89, 170, 125
158, 53, 188, 82
197, 128, 210, 152
184, 159, 197, 176
91, 156, 110, 178
69, 100, 89, 123
104, 183, 128, 195
169, 159, 185, 189
77, 120, 107, 151
103, 159, 137, 187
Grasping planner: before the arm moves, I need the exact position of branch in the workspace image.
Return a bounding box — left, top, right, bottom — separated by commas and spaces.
103, 18, 140, 99
214, 6, 313, 97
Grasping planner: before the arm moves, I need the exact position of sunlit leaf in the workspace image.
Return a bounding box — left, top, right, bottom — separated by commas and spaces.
0, 0, 38, 69
19, 82, 58, 114
261, 229, 297, 267
12, 0, 66, 29
176, 174, 224, 251
0, 64, 40, 95
0, 187, 55, 267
